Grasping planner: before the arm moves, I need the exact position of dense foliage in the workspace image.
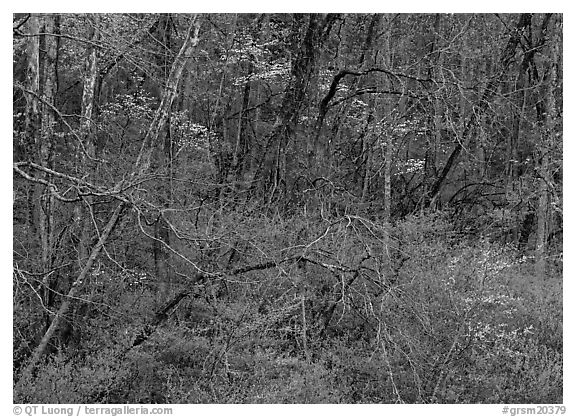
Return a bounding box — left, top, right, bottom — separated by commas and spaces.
13, 13, 562, 404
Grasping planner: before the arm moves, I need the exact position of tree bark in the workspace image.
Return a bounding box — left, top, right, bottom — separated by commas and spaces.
231, 15, 264, 182
358, 15, 381, 203
154, 14, 176, 302
428, 15, 443, 199
38, 14, 60, 332
23, 15, 40, 232
381, 14, 393, 224
536, 15, 559, 279
76, 14, 100, 267
378, 14, 394, 278
24, 15, 40, 155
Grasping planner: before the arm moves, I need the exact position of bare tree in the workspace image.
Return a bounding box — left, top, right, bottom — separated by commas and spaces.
16, 15, 202, 382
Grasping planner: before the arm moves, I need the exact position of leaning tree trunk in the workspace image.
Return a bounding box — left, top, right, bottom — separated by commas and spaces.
17, 15, 202, 383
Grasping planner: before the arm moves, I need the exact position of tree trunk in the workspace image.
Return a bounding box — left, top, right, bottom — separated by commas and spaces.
379, 14, 393, 278
535, 149, 549, 279
254, 14, 320, 202
508, 64, 527, 184
38, 14, 60, 332
23, 15, 40, 232
536, 15, 559, 279
76, 14, 100, 267
231, 15, 263, 183
359, 16, 381, 203
360, 108, 375, 203
232, 72, 252, 178
381, 14, 393, 224
133, 15, 201, 177
153, 14, 176, 301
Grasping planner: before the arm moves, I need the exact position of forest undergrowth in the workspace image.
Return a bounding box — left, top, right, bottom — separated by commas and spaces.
13, 13, 562, 405
14, 210, 562, 404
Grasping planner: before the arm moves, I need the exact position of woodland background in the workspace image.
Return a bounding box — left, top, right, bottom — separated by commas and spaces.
13, 13, 562, 403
